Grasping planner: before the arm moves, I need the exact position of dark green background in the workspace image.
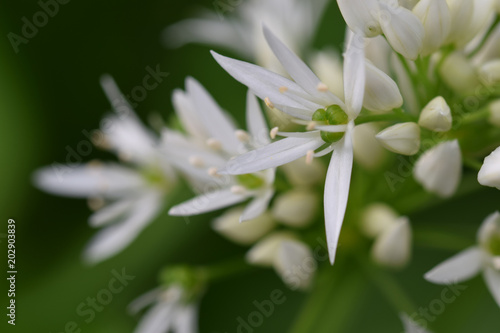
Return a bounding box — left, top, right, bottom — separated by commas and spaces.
0, 0, 499, 332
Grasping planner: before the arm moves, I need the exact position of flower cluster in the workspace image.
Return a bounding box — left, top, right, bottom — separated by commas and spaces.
34, 0, 500, 332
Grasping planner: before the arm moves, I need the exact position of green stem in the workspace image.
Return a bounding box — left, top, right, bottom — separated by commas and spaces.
356, 111, 417, 125
414, 229, 474, 252
356, 252, 417, 316
203, 257, 255, 282
459, 106, 490, 126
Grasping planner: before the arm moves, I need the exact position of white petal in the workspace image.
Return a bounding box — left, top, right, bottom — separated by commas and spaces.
212, 51, 322, 114
483, 266, 500, 308
274, 240, 316, 290
172, 89, 208, 142
378, 2, 424, 60
186, 78, 239, 155
224, 137, 324, 175
134, 301, 174, 333
246, 90, 270, 147
84, 191, 163, 263
376, 122, 421, 156
424, 247, 483, 284
413, 0, 451, 56
169, 188, 249, 216
337, 0, 382, 37
172, 305, 198, 333
324, 122, 354, 264
100, 74, 135, 116
372, 217, 412, 268
277, 131, 322, 138
128, 288, 162, 315
33, 164, 145, 199
364, 62, 403, 112
343, 34, 366, 118
263, 26, 345, 107
89, 198, 134, 227
414, 140, 462, 197
240, 188, 274, 222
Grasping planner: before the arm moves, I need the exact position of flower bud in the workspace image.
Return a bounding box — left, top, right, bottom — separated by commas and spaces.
282, 156, 326, 187
364, 62, 404, 112
246, 232, 295, 266
272, 189, 318, 228
414, 140, 462, 197
478, 146, 500, 190
274, 240, 315, 290
361, 203, 399, 238
488, 100, 500, 128
439, 52, 480, 94
413, 0, 451, 56
372, 217, 412, 268
353, 123, 387, 170
418, 96, 452, 132
212, 207, 275, 245
376, 122, 421, 156
478, 60, 500, 86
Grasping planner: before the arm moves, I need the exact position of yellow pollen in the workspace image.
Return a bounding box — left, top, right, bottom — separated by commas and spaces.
208, 167, 220, 177
206, 138, 222, 150
306, 121, 317, 131
235, 130, 250, 142
270, 127, 279, 139
305, 150, 314, 165
265, 97, 275, 109
316, 82, 329, 92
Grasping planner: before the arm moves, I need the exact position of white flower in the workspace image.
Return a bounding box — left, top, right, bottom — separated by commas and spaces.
165, 78, 275, 222
246, 232, 315, 290
364, 61, 404, 112
412, 0, 451, 56
271, 189, 318, 228
212, 207, 276, 245
400, 313, 432, 333
33, 76, 176, 263
372, 217, 412, 268
414, 140, 462, 198
164, 0, 327, 72
212, 26, 367, 264
424, 211, 500, 308
418, 96, 452, 132
129, 286, 198, 333
376, 122, 421, 156
337, 0, 424, 60
478, 146, 500, 189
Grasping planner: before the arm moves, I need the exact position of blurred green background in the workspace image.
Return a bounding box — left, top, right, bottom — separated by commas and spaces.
0, 0, 499, 332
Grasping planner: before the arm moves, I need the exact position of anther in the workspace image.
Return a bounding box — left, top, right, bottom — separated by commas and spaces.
305, 150, 314, 165
264, 97, 275, 109
206, 138, 222, 150
270, 127, 279, 139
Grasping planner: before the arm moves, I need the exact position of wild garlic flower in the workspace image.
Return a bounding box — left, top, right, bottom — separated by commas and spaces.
33, 76, 176, 263
425, 212, 500, 308
165, 78, 275, 222
164, 0, 327, 72
129, 285, 198, 333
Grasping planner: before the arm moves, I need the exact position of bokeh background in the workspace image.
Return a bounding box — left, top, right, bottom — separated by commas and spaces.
1, 0, 499, 332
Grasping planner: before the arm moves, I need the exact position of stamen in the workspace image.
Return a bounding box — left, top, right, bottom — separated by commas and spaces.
88, 197, 105, 211
270, 127, 279, 139
188, 156, 204, 167
305, 150, 314, 165
206, 138, 222, 150
264, 97, 275, 109
316, 82, 329, 92
118, 151, 132, 162
279, 86, 288, 93
306, 121, 317, 131
230, 185, 246, 195
208, 167, 220, 177
235, 130, 250, 142
87, 160, 103, 169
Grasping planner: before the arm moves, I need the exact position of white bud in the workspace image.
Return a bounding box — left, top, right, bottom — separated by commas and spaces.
274, 240, 315, 290
413, 0, 451, 56
353, 123, 387, 170
446, 0, 474, 45
488, 100, 500, 127
376, 122, 421, 156
246, 232, 295, 266
372, 217, 412, 269
418, 96, 452, 132
282, 156, 326, 187
414, 140, 462, 198
212, 207, 276, 245
439, 52, 480, 94
272, 190, 318, 228
478, 146, 500, 189
364, 62, 403, 112
479, 60, 500, 86
310, 49, 345, 100
361, 203, 399, 238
